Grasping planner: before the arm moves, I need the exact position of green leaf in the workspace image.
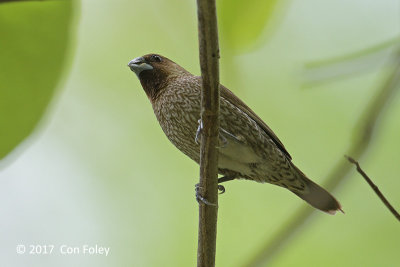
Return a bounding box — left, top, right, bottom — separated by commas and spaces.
0, 1, 74, 159
218, 0, 281, 52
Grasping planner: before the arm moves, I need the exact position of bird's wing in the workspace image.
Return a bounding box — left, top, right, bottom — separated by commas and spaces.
220, 85, 292, 160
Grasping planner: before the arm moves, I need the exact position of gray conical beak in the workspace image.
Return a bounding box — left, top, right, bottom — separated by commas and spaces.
128, 57, 153, 77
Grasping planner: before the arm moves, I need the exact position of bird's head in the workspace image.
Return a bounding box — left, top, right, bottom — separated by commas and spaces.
128, 54, 189, 101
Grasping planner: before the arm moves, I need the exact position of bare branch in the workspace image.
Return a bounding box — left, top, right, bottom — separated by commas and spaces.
196, 0, 220, 266
245, 49, 400, 267
306, 36, 399, 69
302, 37, 400, 88
345, 156, 400, 222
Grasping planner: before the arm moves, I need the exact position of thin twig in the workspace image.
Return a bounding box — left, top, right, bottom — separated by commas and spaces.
345, 156, 400, 222
245, 49, 400, 267
306, 36, 400, 69
302, 37, 400, 88
196, 0, 220, 266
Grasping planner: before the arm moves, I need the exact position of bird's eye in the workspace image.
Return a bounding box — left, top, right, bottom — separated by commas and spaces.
151, 55, 162, 62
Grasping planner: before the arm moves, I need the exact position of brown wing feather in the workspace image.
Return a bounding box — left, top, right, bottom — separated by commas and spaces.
220, 85, 292, 160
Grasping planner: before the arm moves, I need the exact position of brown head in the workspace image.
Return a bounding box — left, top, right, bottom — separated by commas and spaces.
128, 54, 190, 101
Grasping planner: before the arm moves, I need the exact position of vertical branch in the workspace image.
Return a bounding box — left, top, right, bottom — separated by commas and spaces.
196, 0, 220, 267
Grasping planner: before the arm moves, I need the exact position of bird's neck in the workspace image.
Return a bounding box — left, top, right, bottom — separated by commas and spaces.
139, 70, 191, 102
139, 72, 170, 101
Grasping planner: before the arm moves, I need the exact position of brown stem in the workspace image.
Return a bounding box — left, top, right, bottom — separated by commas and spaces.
196, 0, 220, 266
345, 156, 400, 222
245, 49, 400, 267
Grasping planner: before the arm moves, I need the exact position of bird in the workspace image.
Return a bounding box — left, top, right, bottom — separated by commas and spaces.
127, 53, 342, 214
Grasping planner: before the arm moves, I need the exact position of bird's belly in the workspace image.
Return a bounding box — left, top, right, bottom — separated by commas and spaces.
217, 138, 260, 175
218, 154, 253, 175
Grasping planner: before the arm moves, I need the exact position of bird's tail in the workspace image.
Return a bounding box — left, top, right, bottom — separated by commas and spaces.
291, 165, 342, 215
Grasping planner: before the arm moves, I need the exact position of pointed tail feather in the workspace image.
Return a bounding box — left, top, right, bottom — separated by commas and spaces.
292, 166, 342, 214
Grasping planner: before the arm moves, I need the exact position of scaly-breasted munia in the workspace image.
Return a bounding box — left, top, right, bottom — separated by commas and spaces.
128, 54, 341, 214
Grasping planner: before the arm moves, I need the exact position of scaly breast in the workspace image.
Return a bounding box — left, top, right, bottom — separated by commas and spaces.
153, 85, 201, 163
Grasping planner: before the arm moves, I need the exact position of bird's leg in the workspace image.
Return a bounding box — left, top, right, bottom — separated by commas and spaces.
218, 128, 244, 148
195, 118, 213, 205
196, 122, 232, 148
217, 133, 228, 148
195, 119, 220, 205
220, 128, 238, 141
195, 119, 203, 145
195, 119, 236, 203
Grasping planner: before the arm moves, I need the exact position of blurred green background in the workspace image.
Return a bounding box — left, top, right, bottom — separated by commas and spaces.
1, 0, 399, 266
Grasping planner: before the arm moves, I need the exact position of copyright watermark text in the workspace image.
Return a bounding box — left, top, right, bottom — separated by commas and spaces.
16, 244, 110, 256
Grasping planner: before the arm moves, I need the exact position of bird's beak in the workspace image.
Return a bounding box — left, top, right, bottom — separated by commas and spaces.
128, 57, 153, 77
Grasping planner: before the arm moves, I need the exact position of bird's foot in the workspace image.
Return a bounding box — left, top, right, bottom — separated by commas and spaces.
195, 183, 216, 206
218, 184, 226, 194
194, 182, 227, 205
195, 119, 203, 145
217, 175, 236, 194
